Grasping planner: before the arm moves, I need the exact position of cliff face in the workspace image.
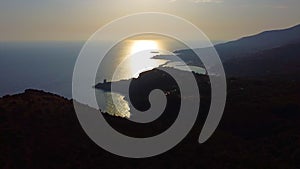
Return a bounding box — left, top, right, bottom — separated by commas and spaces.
1, 80, 300, 169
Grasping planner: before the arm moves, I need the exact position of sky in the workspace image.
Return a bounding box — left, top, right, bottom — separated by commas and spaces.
0, 0, 300, 42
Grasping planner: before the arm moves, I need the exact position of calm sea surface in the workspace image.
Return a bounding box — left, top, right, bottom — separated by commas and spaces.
0, 36, 205, 117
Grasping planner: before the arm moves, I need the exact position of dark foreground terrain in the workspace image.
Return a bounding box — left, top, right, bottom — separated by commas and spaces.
2, 23, 300, 169
1, 74, 300, 169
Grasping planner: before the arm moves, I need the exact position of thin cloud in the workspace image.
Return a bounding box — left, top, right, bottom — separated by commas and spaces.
191, 0, 223, 3
273, 5, 289, 9
169, 0, 223, 3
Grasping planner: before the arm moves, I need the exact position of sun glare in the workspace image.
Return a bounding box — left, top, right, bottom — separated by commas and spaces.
130, 40, 159, 54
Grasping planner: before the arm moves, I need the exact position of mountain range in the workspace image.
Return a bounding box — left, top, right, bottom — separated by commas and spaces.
173, 24, 300, 78
216, 24, 300, 60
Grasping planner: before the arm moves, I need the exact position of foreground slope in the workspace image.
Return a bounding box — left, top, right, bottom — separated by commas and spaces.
1, 75, 300, 169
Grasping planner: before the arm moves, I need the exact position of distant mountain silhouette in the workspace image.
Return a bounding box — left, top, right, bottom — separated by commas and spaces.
173, 24, 300, 61
170, 24, 300, 78
224, 41, 300, 78
218, 24, 300, 78
215, 24, 300, 60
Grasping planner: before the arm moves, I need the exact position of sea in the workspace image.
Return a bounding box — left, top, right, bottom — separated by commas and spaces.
0, 37, 206, 117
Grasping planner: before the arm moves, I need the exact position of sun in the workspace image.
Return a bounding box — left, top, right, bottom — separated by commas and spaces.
130, 40, 159, 54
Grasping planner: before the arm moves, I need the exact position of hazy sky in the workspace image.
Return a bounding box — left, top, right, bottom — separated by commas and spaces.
1, 0, 299, 41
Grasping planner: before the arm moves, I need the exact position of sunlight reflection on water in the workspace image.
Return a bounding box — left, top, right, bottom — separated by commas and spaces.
95, 34, 204, 118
